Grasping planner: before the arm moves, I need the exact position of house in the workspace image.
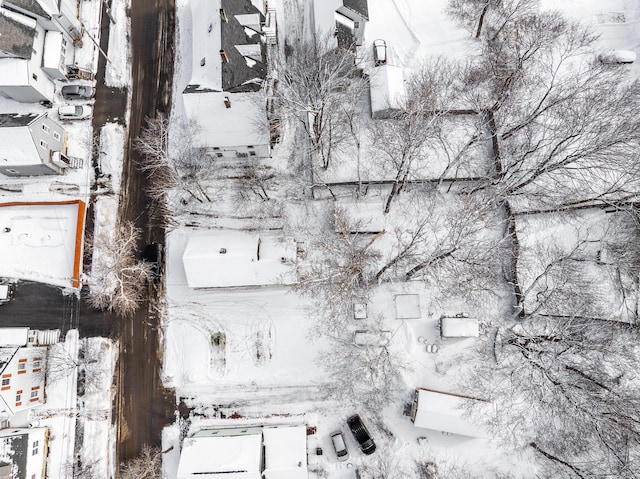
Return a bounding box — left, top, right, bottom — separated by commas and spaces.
0, 427, 49, 479
369, 64, 406, 119
0, 0, 80, 103
313, 0, 369, 48
0, 329, 47, 424
410, 388, 491, 438
182, 0, 270, 158
2, 0, 82, 41
177, 426, 308, 479
0, 112, 70, 176
182, 230, 297, 288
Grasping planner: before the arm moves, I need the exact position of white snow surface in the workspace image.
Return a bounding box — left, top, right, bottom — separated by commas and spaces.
105, 0, 132, 87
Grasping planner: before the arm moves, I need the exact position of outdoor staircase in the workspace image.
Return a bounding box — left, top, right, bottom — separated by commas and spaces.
27, 329, 61, 345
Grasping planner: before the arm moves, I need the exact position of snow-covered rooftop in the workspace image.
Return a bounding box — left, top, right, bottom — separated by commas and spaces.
177, 430, 262, 479
182, 91, 269, 149
0, 201, 86, 289
440, 317, 479, 338
413, 388, 490, 438
262, 426, 308, 479
369, 64, 406, 117
0, 328, 29, 347
182, 230, 296, 288
0, 58, 30, 85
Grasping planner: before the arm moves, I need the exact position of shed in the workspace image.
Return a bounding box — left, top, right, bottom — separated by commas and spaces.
262, 426, 308, 479
369, 65, 406, 119
411, 388, 490, 438
440, 316, 479, 338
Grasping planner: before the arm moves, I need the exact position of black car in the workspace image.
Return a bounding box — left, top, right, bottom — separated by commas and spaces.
143, 243, 163, 281
347, 414, 377, 455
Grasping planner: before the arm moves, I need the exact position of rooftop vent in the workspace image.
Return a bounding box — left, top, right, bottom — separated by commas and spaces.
219, 248, 227, 254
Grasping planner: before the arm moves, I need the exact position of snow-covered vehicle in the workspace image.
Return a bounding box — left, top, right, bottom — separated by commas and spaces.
352, 330, 392, 348
598, 49, 636, 64
373, 39, 387, 66
58, 104, 92, 120
330, 431, 349, 461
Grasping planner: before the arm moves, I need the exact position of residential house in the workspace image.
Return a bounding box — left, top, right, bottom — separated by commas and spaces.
182, 0, 270, 158
2, 0, 82, 41
0, 112, 70, 176
313, 0, 369, 49
0, 427, 48, 479
177, 426, 308, 479
181, 230, 296, 288
0, 0, 80, 102
0, 328, 46, 424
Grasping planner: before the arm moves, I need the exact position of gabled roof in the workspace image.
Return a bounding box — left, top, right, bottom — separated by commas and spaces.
342, 0, 368, 20
220, 0, 266, 92
184, 0, 266, 94
0, 8, 36, 58
0, 112, 39, 128
0, 431, 28, 479
3, 0, 51, 19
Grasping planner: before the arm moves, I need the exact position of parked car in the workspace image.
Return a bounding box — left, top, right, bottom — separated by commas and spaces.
58, 105, 92, 120
330, 431, 349, 461
347, 414, 377, 455
373, 39, 387, 66
352, 330, 392, 348
598, 49, 636, 64
61, 84, 95, 100
0, 281, 15, 305
143, 243, 163, 281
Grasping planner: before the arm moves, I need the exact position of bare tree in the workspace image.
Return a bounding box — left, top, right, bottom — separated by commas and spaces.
466, 316, 640, 478
272, 32, 369, 169
458, 10, 640, 208
135, 112, 216, 204
294, 206, 384, 334
86, 220, 152, 316
446, 0, 534, 39
120, 445, 161, 479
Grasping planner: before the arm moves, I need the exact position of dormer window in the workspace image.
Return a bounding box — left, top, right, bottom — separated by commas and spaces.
220, 49, 229, 62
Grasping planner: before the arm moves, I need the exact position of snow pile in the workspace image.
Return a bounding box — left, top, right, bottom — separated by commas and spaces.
98, 122, 126, 195
106, 0, 132, 87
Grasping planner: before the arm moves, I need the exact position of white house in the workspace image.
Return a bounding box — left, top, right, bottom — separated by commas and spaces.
410, 388, 491, 438
0, 112, 70, 176
182, 0, 270, 158
0, 329, 47, 424
182, 230, 297, 288
0, 427, 48, 479
177, 426, 308, 479
0, 0, 79, 102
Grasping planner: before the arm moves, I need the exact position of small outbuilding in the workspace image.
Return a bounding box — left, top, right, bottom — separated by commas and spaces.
411, 388, 490, 438
440, 316, 479, 338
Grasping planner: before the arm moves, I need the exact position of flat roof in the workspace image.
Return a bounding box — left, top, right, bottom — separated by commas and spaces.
0, 201, 86, 289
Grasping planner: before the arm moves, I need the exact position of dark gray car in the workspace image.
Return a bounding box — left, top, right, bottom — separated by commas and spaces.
347, 414, 376, 455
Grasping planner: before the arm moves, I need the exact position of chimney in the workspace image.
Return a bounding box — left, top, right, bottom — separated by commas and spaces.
224, 96, 231, 108
220, 49, 229, 62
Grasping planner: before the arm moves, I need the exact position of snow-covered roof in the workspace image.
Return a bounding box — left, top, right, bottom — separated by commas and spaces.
0, 201, 86, 289
43, 30, 63, 70
369, 65, 406, 117
185, 0, 265, 94
0, 57, 30, 85
0, 328, 29, 347
262, 426, 308, 479
182, 230, 296, 288
440, 317, 479, 338
182, 91, 268, 149
413, 389, 490, 438
177, 431, 262, 479
0, 114, 42, 166
0, 7, 36, 58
